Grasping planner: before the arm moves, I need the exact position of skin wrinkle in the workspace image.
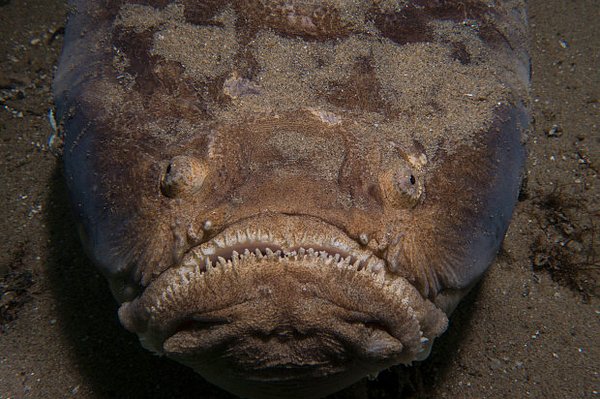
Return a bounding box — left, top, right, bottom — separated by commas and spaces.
54, 1, 529, 398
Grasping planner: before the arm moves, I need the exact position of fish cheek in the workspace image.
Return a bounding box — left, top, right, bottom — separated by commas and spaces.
385, 105, 527, 300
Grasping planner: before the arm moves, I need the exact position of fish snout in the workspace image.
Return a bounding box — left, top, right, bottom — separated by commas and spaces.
124, 259, 428, 399
117, 216, 447, 399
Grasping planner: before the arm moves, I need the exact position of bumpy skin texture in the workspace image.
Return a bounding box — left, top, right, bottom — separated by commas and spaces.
54, 1, 529, 398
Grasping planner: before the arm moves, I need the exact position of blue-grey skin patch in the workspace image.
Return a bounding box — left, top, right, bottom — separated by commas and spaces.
54, 1, 529, 398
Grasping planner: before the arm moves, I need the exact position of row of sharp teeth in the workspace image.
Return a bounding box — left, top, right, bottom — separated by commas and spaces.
181, 247, 386, 276
208, 228, 350, 252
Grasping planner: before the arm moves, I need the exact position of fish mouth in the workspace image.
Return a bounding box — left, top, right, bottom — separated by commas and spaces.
118, 214, 447, 397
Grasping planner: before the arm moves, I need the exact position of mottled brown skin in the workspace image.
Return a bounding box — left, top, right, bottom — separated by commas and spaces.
54, 1, 528, 398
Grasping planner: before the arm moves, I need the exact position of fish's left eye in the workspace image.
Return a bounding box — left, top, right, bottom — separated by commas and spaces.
160, 155, 207, 198
379, 164, 423, 208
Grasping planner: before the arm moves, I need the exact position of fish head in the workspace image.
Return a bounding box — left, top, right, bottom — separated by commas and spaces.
54, 1, 529, 397
106, 111, 450, 398
63, 104, 524, 399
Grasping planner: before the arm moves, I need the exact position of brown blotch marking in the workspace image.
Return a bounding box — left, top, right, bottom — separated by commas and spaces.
237, 0, 353, 41
181, 0, 228, 26
416, 0, 491, 22
105, 0, 172, 12
233, 47, 262, 81
373, 8, 434, 45
152, 60, 214, 119
323, 56, 387, 113
113, 28, 160, 95
149, 59, 188, 95
113, 27, 198, 97
450, 41, 471, 64
128, 0, 172, 8
206, 73, 233, 108
373, 0, 494, 45
112, 27, 212, 119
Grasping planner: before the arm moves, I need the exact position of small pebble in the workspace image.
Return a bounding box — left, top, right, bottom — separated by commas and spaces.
559, 38, 569, 49
515, 361, 524, 369
545, 124, 562, 137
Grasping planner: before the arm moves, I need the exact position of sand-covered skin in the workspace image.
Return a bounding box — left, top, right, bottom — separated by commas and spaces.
0, 1, 598, 398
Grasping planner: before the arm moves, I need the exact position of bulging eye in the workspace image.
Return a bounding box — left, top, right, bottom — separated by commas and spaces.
379, 164, 423, 208
160, 155, 208, 198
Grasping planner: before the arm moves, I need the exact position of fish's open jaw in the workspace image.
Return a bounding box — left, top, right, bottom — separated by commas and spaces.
118, 215, 448, 398
181, 244, 385, 278
177, 215, 385, 276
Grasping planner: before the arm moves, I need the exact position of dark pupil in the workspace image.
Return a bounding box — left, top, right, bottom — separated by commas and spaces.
166, 164, 172, 174
409, 175, 416, 185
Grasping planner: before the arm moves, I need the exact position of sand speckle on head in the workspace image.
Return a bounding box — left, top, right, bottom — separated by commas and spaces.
116, 4, 239, 81
99, 0, 529, 165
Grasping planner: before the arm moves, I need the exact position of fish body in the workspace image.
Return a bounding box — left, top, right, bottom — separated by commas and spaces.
54, 1, 529, 398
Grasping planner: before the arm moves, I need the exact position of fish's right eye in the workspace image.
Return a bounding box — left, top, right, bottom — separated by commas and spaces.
160, 156, 207, 198
379, 163, 423, 209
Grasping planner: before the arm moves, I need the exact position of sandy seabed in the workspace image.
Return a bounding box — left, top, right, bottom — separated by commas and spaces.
0, 1, 598, 398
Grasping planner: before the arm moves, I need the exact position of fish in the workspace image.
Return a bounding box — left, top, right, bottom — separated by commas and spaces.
53, 1, 529, 398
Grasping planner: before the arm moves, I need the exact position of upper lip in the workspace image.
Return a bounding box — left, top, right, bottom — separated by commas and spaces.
177, 214, 386, 278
